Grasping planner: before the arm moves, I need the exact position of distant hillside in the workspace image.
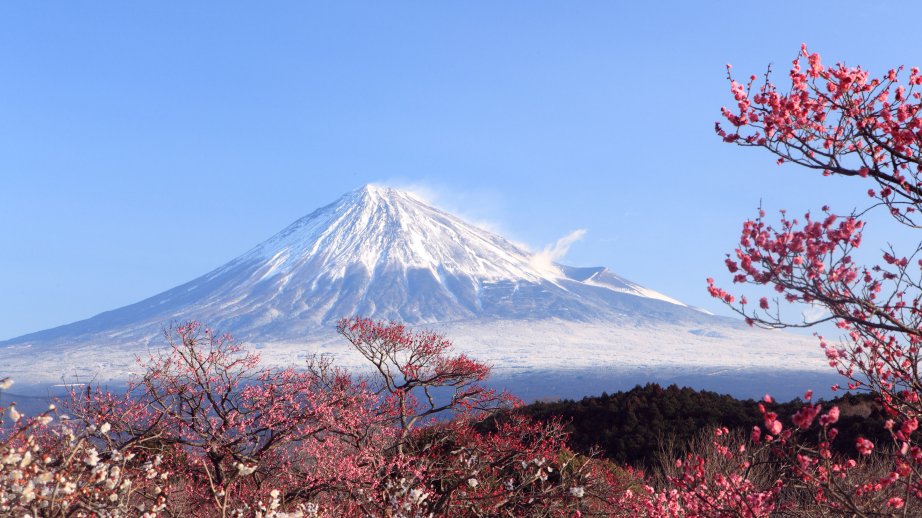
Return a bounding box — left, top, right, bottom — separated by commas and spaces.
504, 384, 888, 467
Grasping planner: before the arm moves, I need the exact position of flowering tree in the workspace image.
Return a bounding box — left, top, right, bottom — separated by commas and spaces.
335, 318, 509, 445
707, 45, 922, 513
0, 392, 172, 516
66, 322, 382, 516
332, 317, 625, 517
2, 319, 632, 516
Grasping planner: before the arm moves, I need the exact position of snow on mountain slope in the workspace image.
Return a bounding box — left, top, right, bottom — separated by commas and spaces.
0, 185, 830, 387
1, 185, 706, 343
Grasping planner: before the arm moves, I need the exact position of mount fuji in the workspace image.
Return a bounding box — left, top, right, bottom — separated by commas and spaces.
0, 185, 833, 399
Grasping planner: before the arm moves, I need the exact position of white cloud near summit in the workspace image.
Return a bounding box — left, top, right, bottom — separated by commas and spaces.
530, 229, 587, 273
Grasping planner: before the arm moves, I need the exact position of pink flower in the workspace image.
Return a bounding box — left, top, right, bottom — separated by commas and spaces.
792, 404, 821, 429
819, 406, 840, 426
856, 437, 874, 456
900, 418, 918, 436
766, 419, 782, 436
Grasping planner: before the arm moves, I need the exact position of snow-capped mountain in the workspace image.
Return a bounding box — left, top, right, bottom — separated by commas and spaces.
0, 185, 832, 396
2, 185, 706, 344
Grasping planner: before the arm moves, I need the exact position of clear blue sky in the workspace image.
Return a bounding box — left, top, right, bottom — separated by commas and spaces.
0, 2, 916, 340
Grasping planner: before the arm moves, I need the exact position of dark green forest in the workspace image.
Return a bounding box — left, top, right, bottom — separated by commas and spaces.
505, 384, 889, 467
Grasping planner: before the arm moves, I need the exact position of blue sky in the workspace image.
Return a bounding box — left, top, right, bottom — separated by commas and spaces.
0, 2, 916, 339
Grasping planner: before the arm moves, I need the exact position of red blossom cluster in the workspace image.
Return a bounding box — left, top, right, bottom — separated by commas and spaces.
707, 45, 922, 514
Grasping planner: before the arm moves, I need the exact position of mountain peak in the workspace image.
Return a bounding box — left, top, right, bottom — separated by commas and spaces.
350, 184, 421, 205
248, 183, 544, 285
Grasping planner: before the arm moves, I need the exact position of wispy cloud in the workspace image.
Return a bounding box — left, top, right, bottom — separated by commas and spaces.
530, 229, 587, 273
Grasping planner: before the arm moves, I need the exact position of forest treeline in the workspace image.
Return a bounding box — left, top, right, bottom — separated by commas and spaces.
506, 383, 888, 467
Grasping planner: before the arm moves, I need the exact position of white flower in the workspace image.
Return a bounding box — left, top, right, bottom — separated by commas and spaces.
408, 488, 428, 504
19, 451, 32, 468
9, 405, 21, 422
85, 447, 100, 467
570, 486, 585, 498
99, 422, 111, 434
0, 378, 13, 390
467, 478, 479, 488
2, 452, 22, 465
105, 467, 122, 489
92, 464, 109, 482
236, 462, 256, 476
143, 461, 157, 479
21, 482, 36, 503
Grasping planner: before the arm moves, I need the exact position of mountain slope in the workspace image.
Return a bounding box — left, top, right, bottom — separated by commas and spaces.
2, 185, 710, 345
0, 185, 828, 389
